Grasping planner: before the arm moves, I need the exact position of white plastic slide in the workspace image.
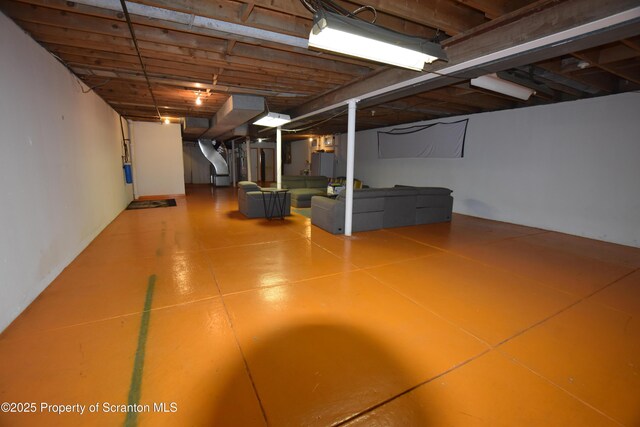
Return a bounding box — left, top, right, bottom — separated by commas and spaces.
198, 139, 231, 186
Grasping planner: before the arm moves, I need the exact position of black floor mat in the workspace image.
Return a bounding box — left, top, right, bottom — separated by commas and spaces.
126, 199, 177, 210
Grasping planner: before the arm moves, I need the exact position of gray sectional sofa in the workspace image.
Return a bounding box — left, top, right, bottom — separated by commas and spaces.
279, 175, 329, 208
310, 186, 453, 234
238, 181, 291, 218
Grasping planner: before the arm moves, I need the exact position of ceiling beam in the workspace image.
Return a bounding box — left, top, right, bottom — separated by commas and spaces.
572, 52, 640, 85
3, 0, 377, 69
451, 0, 514, 19
13, 16, 372, 79
72, 67, 309, 98
333, 0, 487, 35
622, 36, 640, 52
227, 0, 440, 39
43, 42, 348, 90
290, 0, 640, 118
241, 2, 255, 22
536, 59, 616, 93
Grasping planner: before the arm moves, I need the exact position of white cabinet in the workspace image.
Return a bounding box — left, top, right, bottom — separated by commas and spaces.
311, 152, 334, 177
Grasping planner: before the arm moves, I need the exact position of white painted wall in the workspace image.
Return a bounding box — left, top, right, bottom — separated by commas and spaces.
0, 14, 132, 331
337, 92, 640, 247
284, 139, 312, 176
130, 122, 185, 197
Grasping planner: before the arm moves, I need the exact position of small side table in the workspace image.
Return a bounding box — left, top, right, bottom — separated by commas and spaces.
260, 188, 289, 220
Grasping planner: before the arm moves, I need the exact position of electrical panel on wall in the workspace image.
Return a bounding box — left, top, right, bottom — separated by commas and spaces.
323, 135, 334, 146
314, 135, 336, 152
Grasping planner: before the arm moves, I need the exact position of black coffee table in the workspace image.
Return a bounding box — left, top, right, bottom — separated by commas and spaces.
260, 188, 289, 220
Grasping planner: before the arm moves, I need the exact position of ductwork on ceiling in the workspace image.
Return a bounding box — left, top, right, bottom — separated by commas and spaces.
200, 94, 265, 139
187, 94, 264, 187
182, 94, 264, 140
182, 117, 210, 139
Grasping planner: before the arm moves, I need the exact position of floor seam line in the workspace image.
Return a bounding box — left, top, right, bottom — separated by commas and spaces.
493, 268, 640, 349
217, 268, 365, 298
359, 269, 494, 348
495, 348, 624, 426
203, 253, 270, 426
332, 348, 493, 426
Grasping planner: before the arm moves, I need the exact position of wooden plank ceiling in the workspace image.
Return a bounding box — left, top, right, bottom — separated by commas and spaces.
1, 0, 639, 141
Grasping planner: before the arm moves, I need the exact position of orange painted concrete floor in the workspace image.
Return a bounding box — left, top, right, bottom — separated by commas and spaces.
1, 185, 639, 426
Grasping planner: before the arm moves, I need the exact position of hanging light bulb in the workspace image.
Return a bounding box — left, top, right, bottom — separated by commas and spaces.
163, 117, 171, 124
195, 94, 202, 106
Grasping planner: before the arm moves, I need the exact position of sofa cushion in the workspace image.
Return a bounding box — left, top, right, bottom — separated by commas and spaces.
414, 188, 453, 209
353, 198, 384, 214
416, 195, 453, 208
383, 189, 417, 228
394, 185, 452, 209
305, 176, 329, 188
238, 181, 260, 191
310, 195, 384, 234
334, 188, 387, 213
395, 185, 451, 195
290, 188, 326, 208
281, 175, 307, 189
414, 187, 452, 195
337, 188, 388, 200
291, 188, 326, 199
384, 187, 418, 197
416, 207, 451, 224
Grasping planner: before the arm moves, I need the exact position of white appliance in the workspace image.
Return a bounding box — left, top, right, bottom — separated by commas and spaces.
311, 152, 334, 177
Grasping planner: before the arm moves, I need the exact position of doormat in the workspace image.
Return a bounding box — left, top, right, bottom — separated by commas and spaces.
292, 207, 311, 218
126, 199, 177, 210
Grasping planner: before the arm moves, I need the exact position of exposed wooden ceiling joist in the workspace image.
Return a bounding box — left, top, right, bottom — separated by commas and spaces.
290, 0, 640, 117
0, 0, 637, 137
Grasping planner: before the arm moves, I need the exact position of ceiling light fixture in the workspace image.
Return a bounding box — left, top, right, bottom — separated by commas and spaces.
308, 11, 447, 71
195, 95, 202, 106
470, 73, 536, 100
253, 112, 291, 127
163, 117, 171, 124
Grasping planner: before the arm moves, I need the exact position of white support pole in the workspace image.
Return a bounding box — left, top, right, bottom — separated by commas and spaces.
231, 140, 237, 187
345, 99, 358, 236
276, 127, 282, 189
245, 136, 252, 182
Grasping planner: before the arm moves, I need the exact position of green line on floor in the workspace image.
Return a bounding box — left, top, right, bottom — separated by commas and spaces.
124, 274, 156, 427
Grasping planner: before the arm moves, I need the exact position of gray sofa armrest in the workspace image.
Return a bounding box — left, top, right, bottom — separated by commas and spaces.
413, 187, 453, 224
238, 181, 261, 191
311, 196, 345, 234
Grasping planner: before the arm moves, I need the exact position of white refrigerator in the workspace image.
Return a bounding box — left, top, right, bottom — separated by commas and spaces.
311, 152, 334, 177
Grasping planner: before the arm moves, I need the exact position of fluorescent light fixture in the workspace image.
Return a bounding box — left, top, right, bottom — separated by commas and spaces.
470, 73, 536, 100
308, 11, 447, 71
253, 112, 291, 127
